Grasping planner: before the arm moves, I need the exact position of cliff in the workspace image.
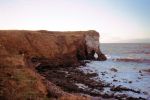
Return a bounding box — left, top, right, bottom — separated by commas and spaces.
0, 30, 106, 99
0, 30, 106, 64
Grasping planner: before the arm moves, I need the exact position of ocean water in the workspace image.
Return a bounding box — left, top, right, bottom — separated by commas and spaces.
101, 43, 150, 62
80, 43, 150, 99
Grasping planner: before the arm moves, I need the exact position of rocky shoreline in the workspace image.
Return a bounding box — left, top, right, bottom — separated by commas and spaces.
35, 59, 147, 100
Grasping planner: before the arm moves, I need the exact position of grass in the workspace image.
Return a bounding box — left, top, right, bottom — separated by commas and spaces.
0, 55, 47, 100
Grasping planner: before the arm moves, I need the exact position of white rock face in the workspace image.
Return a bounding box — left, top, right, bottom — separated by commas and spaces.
85, 36, 99, 50
85, 32, 100, 55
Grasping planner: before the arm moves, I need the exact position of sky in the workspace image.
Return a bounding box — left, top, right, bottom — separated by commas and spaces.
0, 0, 150, 43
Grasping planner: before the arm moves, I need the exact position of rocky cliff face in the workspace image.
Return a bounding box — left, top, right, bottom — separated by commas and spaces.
0, 30, 106, 66
0, 30, 106, 99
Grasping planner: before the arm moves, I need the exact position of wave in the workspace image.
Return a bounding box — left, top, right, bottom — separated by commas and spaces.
113, 58, 150, 64
105, 54, 111, 59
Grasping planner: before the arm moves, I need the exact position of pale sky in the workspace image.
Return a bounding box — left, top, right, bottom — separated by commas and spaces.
0, 0, 150, 43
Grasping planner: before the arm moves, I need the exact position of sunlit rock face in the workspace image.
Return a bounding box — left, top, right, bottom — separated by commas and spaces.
0, 30, 106, 67
0, 30, 106, 99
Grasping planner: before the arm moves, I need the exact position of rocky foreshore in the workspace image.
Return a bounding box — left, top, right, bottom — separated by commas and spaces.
36, 59, 148, 100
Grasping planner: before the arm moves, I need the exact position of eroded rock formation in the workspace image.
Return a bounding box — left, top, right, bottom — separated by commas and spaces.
0, 30, 106, 99
0, 30, 106, 66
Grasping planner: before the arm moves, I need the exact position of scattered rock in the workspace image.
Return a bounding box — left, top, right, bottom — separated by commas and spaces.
110, 68, 118, 72
110, 85, 140, 93
140, 74, 144, 76
101, 72, 105, 76
139, 70, 142, 73
101, 71, 108, 76
101, 93, 114, 98
138, 77, 142, 79
114, 93, 127, 99
113, 79, 118, 82
86, 73, 98, 77
128, 81, 132, 83
143, 91, 148, 95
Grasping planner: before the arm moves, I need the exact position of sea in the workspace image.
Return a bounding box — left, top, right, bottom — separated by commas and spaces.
80, 43, 150, 99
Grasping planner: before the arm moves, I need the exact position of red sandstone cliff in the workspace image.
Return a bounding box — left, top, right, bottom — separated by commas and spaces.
0, 30, 106, 100
0, 30, 106, 66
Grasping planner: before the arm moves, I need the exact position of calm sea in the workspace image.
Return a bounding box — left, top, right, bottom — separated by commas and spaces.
100, 43, 150, 66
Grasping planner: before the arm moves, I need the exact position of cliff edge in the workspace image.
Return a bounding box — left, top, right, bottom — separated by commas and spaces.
0, 30, 106, 100
0, 30, 106, 64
